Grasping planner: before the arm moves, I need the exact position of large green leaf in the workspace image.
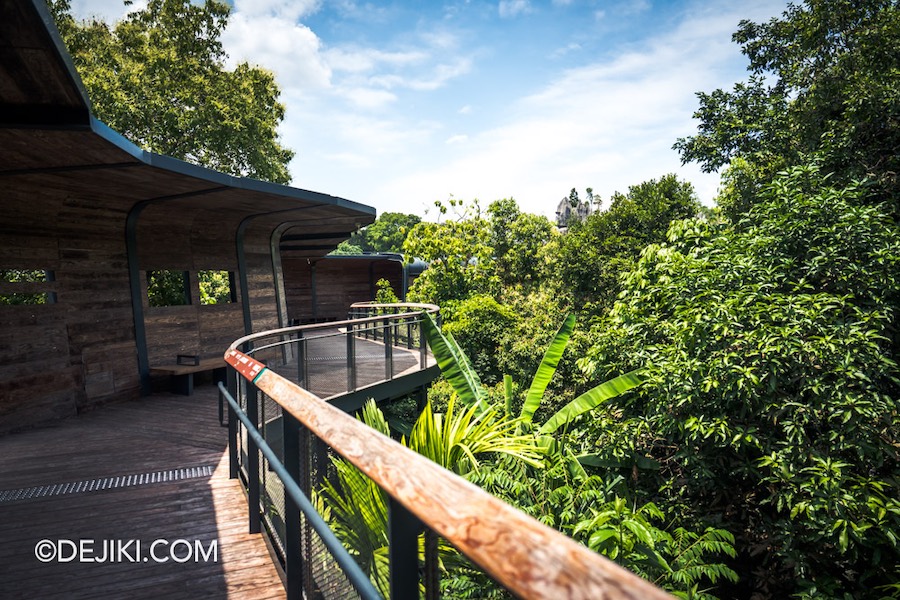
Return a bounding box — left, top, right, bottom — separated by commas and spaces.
539, 369, 647, 435
422, 313, 488, 408
520, 313, 576, 424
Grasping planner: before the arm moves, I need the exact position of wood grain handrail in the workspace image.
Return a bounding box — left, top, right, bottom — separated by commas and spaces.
224, 348, 673, 600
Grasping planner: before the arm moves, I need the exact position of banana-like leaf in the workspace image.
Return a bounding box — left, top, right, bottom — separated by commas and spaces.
539, 369, 647, 435
422, 313, 488, 409
520, 313, 576, 424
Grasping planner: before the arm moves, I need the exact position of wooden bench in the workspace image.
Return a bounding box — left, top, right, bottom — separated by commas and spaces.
150, 357, 227, 396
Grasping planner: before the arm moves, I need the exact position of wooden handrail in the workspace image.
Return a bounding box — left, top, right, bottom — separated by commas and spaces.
225, 348, 673, 600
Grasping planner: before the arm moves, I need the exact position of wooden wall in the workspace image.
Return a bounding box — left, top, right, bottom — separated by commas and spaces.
137, 203, 247, 368
281, 257, 405, 323
0, 173, 137, 432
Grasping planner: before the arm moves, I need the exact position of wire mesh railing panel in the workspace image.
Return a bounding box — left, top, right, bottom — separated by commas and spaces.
260, 392, 287, 557
303, 330, 351, 399
300, 430, 366, 600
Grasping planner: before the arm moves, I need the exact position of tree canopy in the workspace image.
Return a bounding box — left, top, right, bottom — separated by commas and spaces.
674, 0, 900, 218
50, 0, 294, 183
348, 212, 422, 254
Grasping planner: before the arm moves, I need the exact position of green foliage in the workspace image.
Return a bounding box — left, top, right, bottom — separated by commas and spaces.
404, 200, 497, 308
329, 241, 364, 255
487, 198, 556, 289
0, 269, 49, 305
373, 278, 400, 304
675, 0, 900, 215
538, 369, 646, 435
146, 270, 188, 307
198, 270, 232, 305
350, 212, 422, 254
442, 295, 517, 384
421, 313, 489, 410
317, 454, 391, 595
548, 174, 701, 311
520, 313, 576, 424
584, 165, 900, 596
50, 0, 294, 183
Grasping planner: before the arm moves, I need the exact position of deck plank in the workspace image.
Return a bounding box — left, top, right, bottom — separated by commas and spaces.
0, 387, 284, 599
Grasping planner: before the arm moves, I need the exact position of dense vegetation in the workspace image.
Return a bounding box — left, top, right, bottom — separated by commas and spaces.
375, 1, 900, 597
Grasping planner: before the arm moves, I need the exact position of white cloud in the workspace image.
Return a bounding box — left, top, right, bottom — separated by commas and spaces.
339, 87, 399, 109
499, 0, 532, 19
222, 14, 331, 90
458, 105, 473, 115
368, 58, 473, 91
446, 134, 469, 145
325, 47, 428, 73
550, 42, 582, 59
232, 0, 320, 21
365, 0, 788, 216
69, 0, 136, 22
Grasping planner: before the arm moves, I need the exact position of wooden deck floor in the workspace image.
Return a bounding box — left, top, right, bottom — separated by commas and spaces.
0, 386, 284, 599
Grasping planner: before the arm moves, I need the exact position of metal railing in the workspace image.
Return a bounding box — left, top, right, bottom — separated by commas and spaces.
221, 302, 673, 599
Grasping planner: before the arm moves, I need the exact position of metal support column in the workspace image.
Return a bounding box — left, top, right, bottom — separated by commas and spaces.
347, 329, 357, 392
283, 412, 303, 600
389, 496, 422, 600
246, 383, 261, 534
384, 316, 393, 381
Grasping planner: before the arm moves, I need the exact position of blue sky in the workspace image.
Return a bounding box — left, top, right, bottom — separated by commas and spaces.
70, 0, 790, 219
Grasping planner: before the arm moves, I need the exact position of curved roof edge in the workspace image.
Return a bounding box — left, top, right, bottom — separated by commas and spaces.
90, 118, 375, 216
12, 0, 374, 218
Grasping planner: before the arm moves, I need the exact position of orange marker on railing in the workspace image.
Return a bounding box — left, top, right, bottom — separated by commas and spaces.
225, 349, 267, 384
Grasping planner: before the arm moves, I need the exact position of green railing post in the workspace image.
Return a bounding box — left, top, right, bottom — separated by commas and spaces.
388, 496, 422, 599
246, 382, 261, 534
419, 319, 427, 370
297, 331, 308, 388
424, 528, 439, 600
283, 411, 303, 600
224, 382, 239, 480
347, 329, 357, 392
384, 316, 393, 381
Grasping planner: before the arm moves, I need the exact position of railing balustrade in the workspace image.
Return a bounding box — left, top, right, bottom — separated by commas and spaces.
221, 302, 672, 599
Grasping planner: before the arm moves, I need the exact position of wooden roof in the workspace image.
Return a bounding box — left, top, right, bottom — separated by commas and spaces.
0, 0, 375, 252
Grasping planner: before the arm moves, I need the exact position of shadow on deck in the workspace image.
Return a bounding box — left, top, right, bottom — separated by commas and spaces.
0, 386, 284, 599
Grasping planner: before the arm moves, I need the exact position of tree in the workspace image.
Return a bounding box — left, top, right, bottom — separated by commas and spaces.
49, 0, 294, 183
583, 165, 900, 597
549, 174, 700, 312
403, 200, 497, 310
674, 0, 900, 218
487, 199, 556, 289
349, 212, 422, 254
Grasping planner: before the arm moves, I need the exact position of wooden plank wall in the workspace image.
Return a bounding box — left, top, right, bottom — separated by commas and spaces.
281, 257, 405, 323
0, 175, 138, 433
137, 209, 285, 370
